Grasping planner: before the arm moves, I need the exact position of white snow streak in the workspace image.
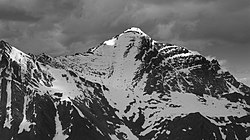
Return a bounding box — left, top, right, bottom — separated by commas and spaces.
116, 125, 138, 140
18, 95, 35, 133
53, 111, 68, 140
4, 80, 13, 129
104, 38, 116, 46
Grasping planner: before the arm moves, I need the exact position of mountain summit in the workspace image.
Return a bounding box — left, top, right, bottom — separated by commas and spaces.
0, 28, 250, 140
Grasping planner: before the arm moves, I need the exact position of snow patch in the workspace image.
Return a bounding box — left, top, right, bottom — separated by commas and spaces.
18, 95, 36, 133
104, 38, 116, 46
124, 27, 147, 36
72, 103, 86, 118
226, 81, 245, 95
53, 110, 68, 140
219, 127, 226, 140
166, 130, 171, 135
116, 124, 138, 140
4, 80, 13, 129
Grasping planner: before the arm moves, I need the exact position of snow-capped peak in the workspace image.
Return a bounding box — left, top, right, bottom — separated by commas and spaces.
103, 37, 116, 46
0, 40, 30, 65
124, 27, 148, 36
1, 28, 250, 140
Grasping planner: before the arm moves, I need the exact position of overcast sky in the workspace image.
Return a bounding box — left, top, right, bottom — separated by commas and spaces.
0, 0, 249, 86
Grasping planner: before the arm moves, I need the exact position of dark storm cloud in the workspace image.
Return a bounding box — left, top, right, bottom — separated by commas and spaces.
0, 5, 40, 22
137, 0, 216, 5
0, 0, 249, 84
170, 0, 250, 45
0, 0, 249, 48
140, 0, 250, 42
1, 0, 249, 54
0, 0, 81, 55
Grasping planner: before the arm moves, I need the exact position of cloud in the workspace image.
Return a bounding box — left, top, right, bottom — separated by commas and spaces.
154, 22, 176, 40
126, 0, 250, 52
236, 75, 250, 87
0, 0, 81, 56
0, 0, 250, 58
240, 78, 249, 82
0, 0, 249, 86
136, 0, 216, 5
0, 5, 40, 22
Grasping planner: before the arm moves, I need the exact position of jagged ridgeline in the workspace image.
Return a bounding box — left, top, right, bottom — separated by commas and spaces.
0, 28, 250, 140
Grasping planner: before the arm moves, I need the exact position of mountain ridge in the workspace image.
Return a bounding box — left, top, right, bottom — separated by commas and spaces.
0, 27, 250, 140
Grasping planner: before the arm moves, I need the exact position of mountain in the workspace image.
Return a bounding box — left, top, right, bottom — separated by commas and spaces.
0, 27, 250, 140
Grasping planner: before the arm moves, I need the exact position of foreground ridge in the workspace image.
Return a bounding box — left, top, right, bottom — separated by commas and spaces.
0, 28, 250, 140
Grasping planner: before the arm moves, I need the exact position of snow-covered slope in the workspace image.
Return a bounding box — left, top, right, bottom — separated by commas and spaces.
0, 28, 250, 140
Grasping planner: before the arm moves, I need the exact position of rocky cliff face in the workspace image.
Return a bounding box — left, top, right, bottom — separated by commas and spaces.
0, 28, 250, 140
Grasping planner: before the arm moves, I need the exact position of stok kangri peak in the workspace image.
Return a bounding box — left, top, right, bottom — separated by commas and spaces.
0, 27, 250, 140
